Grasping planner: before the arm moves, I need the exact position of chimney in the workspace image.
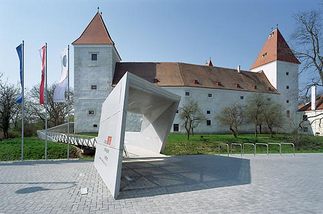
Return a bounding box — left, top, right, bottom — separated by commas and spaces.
311, 85, 316, 110
237, 65, 241, 73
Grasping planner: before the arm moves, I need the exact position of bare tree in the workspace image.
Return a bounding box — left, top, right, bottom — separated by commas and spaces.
179, 100, 205, 140
0, 79, 19, 138
27, 84, 73, 128
216, 104, 244, 138
292, 10, 323, 103
245, 94, 285, 137
262, 102, 284, 137
293, 10, 322, 81
245, 94, 266, 137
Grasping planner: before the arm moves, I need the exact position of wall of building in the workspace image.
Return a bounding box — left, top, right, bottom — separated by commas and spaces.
298, 110, 323, 136
251, 60, 299, 131
163, 86, 281, 133
74, 45, 118, 133
251, 61, 277, 88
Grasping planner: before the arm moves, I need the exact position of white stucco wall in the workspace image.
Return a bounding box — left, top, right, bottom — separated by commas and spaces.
74, 45, 119, 133
299, 110, 323, 136
163, 87, 281, 133
251, 60, 299, 131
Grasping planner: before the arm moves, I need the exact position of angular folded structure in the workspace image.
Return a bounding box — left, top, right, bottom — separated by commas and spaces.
94, 72, 180, 199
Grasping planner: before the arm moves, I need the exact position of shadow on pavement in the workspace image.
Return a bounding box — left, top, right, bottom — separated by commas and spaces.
118, 155, 251, 199
0, 159, 93, 166
13, 181, 77, 194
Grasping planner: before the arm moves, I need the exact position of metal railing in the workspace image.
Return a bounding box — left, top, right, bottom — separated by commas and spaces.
255, 143, 269, 155
217, 141, 296, 157
217, 143, 229, 156
268, 143, 282, 155
231, 143, 242, 156
37, 130, 97, 148
281, 143, 295, 156
243, 143, 256, 156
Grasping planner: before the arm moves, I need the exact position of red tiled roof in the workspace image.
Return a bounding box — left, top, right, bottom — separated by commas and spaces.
299, 95, 323, 111
72, 12, 114, 45
251, 29, 300, 69
113, 62, 278, 94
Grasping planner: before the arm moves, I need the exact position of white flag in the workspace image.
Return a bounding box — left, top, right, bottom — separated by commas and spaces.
54, 48, 68, 102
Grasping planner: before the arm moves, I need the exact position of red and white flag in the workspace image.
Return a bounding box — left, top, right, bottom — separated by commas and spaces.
39, 45, 46, 104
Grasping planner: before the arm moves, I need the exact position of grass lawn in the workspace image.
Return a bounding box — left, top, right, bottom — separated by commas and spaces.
1, 133, 322, 161
163, 133, 323, 155
0, 137, 79, 161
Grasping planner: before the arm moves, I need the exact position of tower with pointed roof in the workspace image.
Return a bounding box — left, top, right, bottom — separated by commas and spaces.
73, 11, 121, 133
251, 28, 300, 126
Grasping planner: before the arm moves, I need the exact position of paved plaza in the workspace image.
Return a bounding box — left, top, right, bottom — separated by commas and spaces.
0, 154, 322, 214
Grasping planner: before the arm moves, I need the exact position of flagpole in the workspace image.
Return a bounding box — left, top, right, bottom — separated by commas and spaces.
67, 45, 70, 159
21, 40, 24, 161
45, 43, 48, 160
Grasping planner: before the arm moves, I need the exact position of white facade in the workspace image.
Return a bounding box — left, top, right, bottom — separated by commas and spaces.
163, 86, 281, 133
298, 110, 323, 136
251, 60, 299, 130
74, 45, 120, 133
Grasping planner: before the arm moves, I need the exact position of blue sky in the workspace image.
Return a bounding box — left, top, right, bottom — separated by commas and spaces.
0, 0, 321, 90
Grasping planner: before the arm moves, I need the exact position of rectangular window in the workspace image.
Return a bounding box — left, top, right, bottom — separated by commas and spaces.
208, 93, 212, 97
176, 110, 179, 113
93, 124, 98, 128
185, 92, 190, 96
240, 96, 244, 100
207, 120, 211, 126
207, 110, 210, 114
286, 72, 289, 76
91, 85, 97, 90
286, 100, 289, 103
286, 110, 290, 118
173, 124, 179, 132
88, 110, 95, 115
91, 53, 97, 61
286, 85, 289, 89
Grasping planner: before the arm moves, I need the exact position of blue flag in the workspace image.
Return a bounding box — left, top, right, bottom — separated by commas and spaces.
16, 44, 23, 104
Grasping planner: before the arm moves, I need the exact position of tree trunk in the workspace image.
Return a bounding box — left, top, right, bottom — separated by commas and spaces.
230, 126, 237, 138
268, 126, 273, 138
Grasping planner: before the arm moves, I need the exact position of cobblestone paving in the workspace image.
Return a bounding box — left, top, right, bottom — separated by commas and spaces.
0, 154, 322, 214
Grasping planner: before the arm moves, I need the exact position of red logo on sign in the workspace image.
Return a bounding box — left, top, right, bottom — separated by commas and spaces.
106, 136, 112, 145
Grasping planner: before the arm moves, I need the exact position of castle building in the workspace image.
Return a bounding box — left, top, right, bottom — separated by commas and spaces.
72, 12, 300, 134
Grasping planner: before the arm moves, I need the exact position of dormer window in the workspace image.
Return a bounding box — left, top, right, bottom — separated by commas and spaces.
194, 80, 200, 84
153, 78, 160, 83
217, 82, 223, 86
91, 53, 97, 61
236, 84, 242, 88
254, 85, 257, 89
